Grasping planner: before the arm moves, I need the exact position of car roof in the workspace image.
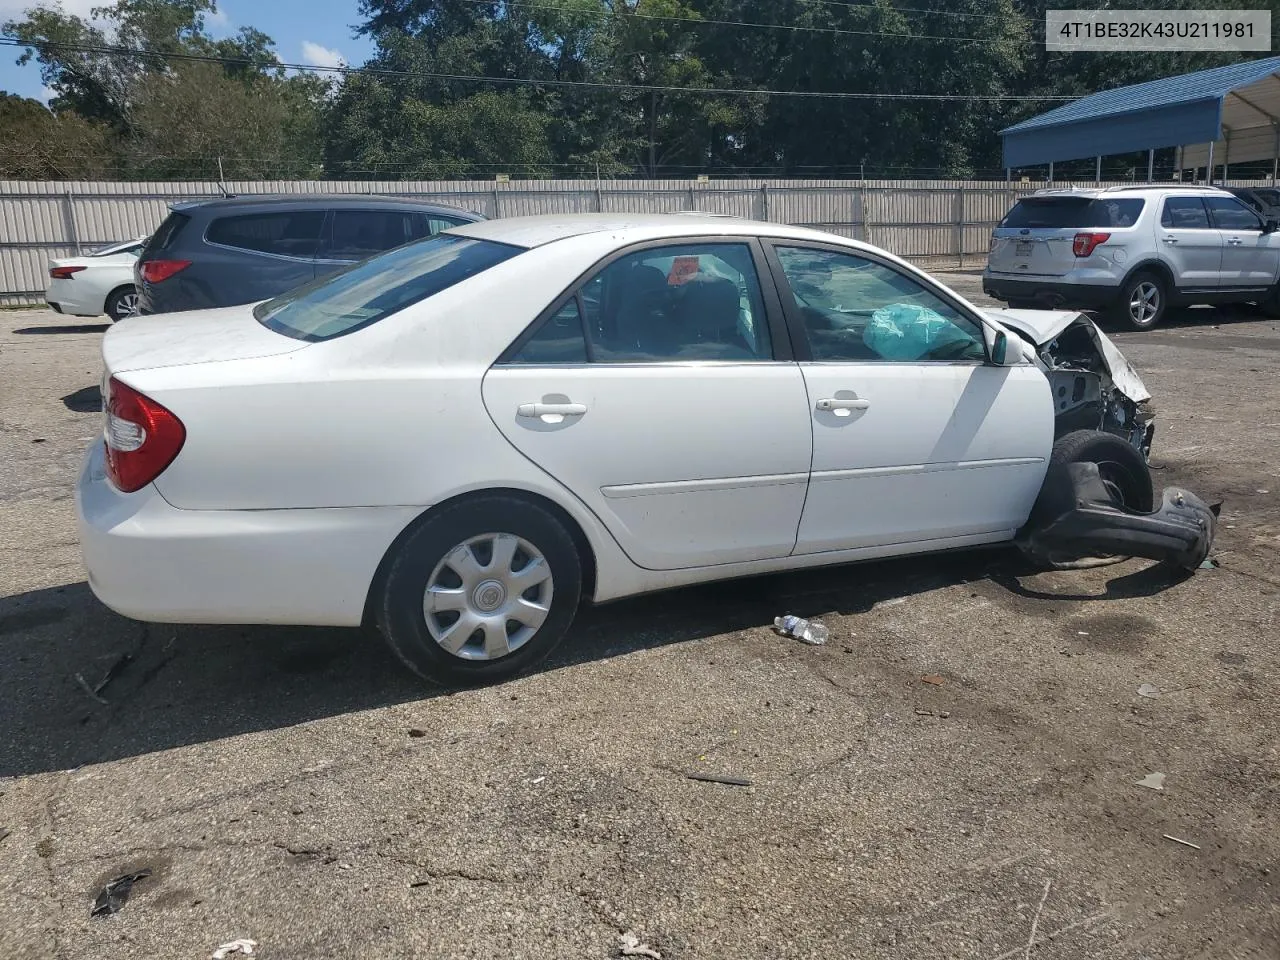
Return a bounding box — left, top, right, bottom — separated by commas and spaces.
170, 194, 482, 217
447, 213, 850, 249
1026, 185, 1232, 200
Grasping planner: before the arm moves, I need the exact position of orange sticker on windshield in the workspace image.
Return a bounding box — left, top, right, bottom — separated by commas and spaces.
667, 256, 700, 285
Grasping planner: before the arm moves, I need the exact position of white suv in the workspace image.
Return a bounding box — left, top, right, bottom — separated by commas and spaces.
983, 185, 1280, 330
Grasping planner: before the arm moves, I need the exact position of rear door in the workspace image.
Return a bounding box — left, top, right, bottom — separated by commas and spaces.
1204, 195, 1280, 288
481, 238, 813, 571
1158, 196, 1223, 288
202, 209, 325, 304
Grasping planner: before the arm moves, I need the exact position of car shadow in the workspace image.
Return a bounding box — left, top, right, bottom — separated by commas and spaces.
62, 385, 102, 413
0, 550, 1183, 778
14, 323, 110, 335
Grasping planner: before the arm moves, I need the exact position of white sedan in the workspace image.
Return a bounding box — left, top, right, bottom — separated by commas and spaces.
76, 215, 1214, 686
47, 237, 147, 322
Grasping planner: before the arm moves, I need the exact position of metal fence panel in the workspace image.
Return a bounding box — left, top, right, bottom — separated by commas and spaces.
3, 176, 1276, 302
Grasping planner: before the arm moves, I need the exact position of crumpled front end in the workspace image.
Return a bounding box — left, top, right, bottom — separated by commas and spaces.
987, 308, 1155, 458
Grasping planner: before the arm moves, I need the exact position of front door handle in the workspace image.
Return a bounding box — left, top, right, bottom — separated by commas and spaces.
1226, 237, 1243, 245
816, 397, 871, 416
517, 401, 587, 423
1161, 236, 1178, 244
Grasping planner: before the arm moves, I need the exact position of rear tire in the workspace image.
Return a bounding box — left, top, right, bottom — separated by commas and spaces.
1021, 429, 1154, 570
1257, 285, 1280, 318
1111, 271, 1167, 331
377, 496, 582, 687
1006, 298, 1038, 309
105, 285, 139, 323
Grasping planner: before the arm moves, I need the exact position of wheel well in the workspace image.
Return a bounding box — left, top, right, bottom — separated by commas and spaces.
360, 488, 599, 628
1122, 260, 1174, 293
106, 283, 137, 300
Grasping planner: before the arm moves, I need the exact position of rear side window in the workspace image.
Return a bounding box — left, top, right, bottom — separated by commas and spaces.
1001, 198, 1144, 228
326, 209, 421, 261
1205, 196, 1263, 230
147, 212, 190, 252
1161, 197, 1211, 229
207, 211, 326, 258
255, 234, 522, 341
1256, 188, 1280, 206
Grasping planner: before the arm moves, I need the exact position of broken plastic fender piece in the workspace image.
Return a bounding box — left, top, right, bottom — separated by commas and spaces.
90, 869, 152, 917
212, 940, 258, 959
1019, 462, 1217, 571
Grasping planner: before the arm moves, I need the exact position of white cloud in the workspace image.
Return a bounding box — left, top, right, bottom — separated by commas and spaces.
300, 40, 345, 71
37, 84, 54, 104
205, 5, 229, 30
0, 0, 116, 19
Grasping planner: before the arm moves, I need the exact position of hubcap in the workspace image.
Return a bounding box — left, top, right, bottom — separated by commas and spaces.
115, 292, 139, 319
1129, 282, 1160, 325
423, 533, 553, 661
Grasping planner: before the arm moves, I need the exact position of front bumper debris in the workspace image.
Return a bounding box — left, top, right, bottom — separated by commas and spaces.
1018, 462, 1218, 571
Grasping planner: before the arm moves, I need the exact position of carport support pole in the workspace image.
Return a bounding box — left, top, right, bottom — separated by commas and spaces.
1147, 149, 1154, 183
1273, 126, 1278, 186
1206, 140, 1215, 184
1095, 156, 1102, 184
1048, 161, 1054, 184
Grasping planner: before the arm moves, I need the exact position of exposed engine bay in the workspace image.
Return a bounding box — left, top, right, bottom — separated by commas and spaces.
985, 309, 1155, 459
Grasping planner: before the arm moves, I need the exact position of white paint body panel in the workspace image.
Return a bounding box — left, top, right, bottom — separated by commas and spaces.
45, 248, 139, 317
795, 363, 1053, 553
74, 214, 1154, 627
482, 363, 812, 569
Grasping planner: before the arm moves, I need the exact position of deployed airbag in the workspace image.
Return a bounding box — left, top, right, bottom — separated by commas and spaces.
863, 303, 974, 361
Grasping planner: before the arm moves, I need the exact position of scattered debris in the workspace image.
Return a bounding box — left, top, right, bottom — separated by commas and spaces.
90, 869, 152, 917
1163, 834, 1201, 851
1077, 631, 1090, 637
75, 653, 133, 705
1135, 772, 1166, 792
0, 828, 10, 844
773, 615, 828, 645
686, 772, 752, 787
914, 709, 951, 718
1199, 558, 1219, 569
529, 776, 545, 785
920, 674, 945, 686
1257, 489, 1270, 495
407, 729, 426, 738
1137, 683, 1161, 700
619, 932, 662, 959
32, 438, 45, 443
212, 939, 258, 959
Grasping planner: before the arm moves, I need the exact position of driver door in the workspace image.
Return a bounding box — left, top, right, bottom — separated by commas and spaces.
762, 242, 1054, 554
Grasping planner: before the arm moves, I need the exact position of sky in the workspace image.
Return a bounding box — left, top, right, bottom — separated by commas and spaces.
0, 0, 375, 102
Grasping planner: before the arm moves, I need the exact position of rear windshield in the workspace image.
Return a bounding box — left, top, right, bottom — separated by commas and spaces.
1001, 197, 1145, 229
255, 234, 523, 341
147, 212, 190, 252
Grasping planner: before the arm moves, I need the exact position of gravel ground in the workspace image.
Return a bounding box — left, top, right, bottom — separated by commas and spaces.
1, 284, 1278, 960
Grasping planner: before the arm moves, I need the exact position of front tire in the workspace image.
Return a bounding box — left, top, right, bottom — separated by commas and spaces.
105, 285, 139, 323
1112, 271, 1167, 331
1020, 429, 1154, 569
377, 496, 582, 687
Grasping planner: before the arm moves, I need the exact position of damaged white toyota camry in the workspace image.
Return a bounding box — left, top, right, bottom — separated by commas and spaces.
76, 214, 1216, 685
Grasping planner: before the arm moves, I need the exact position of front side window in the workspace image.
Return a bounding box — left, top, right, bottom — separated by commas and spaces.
773, 246, 985, 363
255, 234, 522, 341
509, 242, 772, 364
1205, 196, 1263, 231
206, 211, 326, 258
1161, 197, 1211, 229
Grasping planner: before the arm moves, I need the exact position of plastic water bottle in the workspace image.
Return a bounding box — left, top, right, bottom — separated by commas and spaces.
774, 615, 829, 646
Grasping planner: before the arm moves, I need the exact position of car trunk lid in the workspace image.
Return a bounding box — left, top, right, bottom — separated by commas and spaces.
103, 304, 310, 373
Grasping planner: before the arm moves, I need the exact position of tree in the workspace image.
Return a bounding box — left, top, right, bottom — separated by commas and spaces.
0, 92, 117, 179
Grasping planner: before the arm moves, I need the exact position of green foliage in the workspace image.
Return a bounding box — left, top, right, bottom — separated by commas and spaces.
7, 0, 1280, 180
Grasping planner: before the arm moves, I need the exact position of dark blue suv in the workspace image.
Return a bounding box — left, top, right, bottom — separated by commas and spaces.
135, 195, 484, 315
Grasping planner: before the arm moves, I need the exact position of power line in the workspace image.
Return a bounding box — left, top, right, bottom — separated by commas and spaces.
0, 36, 1070, 101
454, 0, 1030, 44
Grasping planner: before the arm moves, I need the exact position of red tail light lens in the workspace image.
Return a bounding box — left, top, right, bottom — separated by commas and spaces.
1072, 232, 1111, 257
50, 265, 86, 280
139, 259, 192, 284
103, 377, 185, 493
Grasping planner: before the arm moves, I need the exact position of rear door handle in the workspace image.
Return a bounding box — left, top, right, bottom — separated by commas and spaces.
1161, 236, 1178, 244
1227, 237, 1243, 245
816, 397, 871, 415
517, 402, 587, 422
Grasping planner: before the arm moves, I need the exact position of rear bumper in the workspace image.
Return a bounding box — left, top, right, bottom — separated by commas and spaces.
982, 276, 1120, 310
75, 442, 421, 626
45, 279, 104, 317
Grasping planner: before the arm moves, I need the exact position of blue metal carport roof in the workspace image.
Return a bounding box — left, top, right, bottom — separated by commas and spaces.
1001, 56, 1280, 168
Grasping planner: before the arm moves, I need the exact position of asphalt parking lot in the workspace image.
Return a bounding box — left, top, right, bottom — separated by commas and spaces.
2, 278, 1278, 960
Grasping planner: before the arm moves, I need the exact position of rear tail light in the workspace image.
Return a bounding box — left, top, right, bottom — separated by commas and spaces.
1072, 232, 1111, 257
50, 265, 86, 280
103, 376, 185, 493
139, 259, 192, 284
